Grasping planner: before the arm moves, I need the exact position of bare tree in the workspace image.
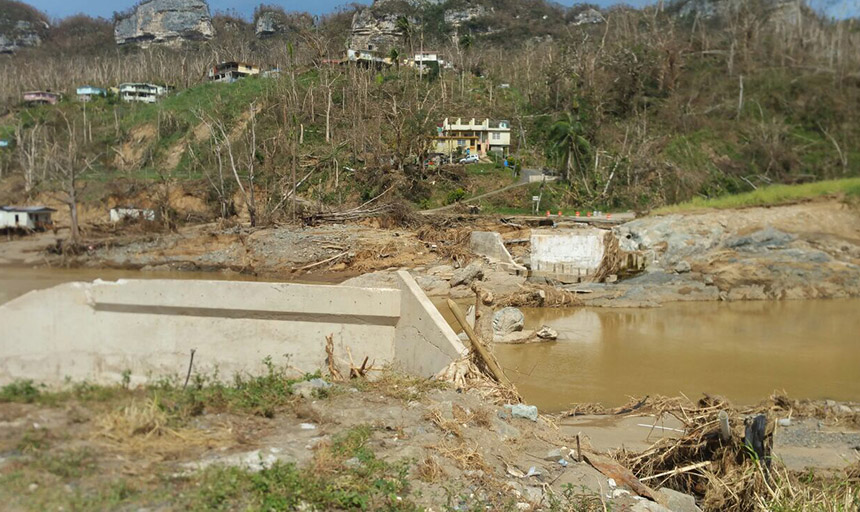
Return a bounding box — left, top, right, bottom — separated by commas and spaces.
197, 103, 260, 227
46, 115, 99, 244
15, 121, 43, 195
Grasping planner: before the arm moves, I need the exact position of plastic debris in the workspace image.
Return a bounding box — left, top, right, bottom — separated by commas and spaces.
504, 403, 539, 422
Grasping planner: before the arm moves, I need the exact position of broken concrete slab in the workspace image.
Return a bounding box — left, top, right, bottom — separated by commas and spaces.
0, 272, 467, 386
470, 231, 527, 272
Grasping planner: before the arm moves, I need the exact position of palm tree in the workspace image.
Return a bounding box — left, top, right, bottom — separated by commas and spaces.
549, 112, 592, 193
396, 16, 413, 55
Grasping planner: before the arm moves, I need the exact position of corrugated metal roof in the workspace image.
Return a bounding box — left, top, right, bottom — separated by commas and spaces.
1, 206, 57, 213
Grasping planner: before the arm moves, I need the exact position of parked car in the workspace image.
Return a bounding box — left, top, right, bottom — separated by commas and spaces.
459, 154, 480, 164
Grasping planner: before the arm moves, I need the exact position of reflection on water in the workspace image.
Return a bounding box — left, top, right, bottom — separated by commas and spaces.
494, 300, 860, 411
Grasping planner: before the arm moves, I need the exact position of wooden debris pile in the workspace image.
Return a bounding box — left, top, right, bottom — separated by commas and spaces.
611, 396, 787, 512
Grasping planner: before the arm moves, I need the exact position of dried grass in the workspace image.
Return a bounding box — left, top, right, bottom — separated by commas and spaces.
415, 225, 473, 262
425, 408, 462, 438
94, 398, 233, 457
435, 357, 521, 406
432, 440, 490, 473
416, 456, 447, 483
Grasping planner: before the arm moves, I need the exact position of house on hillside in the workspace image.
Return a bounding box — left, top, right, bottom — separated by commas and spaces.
119, 83, 168, 103
432, 118, 512, 158
208, 61, 262, 83
23, 91, 61, 105
346, 49, 391, 69
407, 51, 451, 72
77, 86, 107, 102
0, 206, 55, 231
109, 206, 157, 223
0, 139, 10, 149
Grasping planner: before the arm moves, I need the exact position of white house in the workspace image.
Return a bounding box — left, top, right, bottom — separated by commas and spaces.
0, 206, 55, 231
208, 61, 262, 83
406, 51, 453, 74
346, 49, 391, 68
432, 117, 512, 157
119, 83, 168, 103
109, 206, 157, 223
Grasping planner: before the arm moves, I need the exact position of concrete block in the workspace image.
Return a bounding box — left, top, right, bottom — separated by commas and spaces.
531, 228, 608, 274
470, 232, 525, 271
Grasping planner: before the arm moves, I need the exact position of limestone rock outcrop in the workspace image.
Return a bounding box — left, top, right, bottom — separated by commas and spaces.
255, 10, 284, 37
444, 4, 490, 29
0, 1, 48, 53
114, 0, 214, 46
348, 0, 412, 52
254, 9, 313, 38
573, 8, 605, 25
673, 0, 803, 24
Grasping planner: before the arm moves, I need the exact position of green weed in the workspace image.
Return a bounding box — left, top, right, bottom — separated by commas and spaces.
0, 379, 42, 403
656, 177, 860, 213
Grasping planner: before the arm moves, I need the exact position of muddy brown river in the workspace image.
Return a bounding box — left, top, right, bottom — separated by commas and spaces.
495, 300, 860, 411
2, 267, 859, 412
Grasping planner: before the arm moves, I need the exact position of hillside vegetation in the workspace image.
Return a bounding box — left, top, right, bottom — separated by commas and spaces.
0, 0, 858, 230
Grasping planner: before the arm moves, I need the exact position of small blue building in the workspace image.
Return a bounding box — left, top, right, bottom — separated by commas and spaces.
77, 86, 107, 102
0, 139, 10, 148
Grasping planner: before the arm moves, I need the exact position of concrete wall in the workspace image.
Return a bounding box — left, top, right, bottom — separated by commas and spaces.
531, 228, 608, 275
394, 271, 468, 376
0, 273, 466, 386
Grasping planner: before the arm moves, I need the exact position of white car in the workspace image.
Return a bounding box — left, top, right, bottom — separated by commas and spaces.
459, 154, 480, 164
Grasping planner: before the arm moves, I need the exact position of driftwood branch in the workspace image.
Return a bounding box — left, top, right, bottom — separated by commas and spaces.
447, 298, 512, 388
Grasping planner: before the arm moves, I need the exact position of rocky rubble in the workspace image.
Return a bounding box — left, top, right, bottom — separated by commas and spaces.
114, 0, 214, 46
592, 202, 860, 305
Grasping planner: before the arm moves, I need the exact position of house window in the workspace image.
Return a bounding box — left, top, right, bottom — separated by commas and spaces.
14, 214, 19, 224
458, 140, 466, 146
492, 132, 500, 141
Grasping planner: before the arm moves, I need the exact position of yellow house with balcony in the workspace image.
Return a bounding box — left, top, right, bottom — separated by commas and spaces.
433, 117, 512, 158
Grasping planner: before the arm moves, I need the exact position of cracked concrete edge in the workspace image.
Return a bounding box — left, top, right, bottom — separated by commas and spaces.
393, 270, 468, 377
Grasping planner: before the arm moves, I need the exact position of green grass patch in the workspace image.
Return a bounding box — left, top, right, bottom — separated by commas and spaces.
1, 358, 323, 420
464, 162, 503, 175
656, 177, 860, 213
188, 424, 417, 511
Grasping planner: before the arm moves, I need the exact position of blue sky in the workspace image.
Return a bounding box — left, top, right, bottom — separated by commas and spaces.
26, 0, 653, 21
23, 0, 859, 21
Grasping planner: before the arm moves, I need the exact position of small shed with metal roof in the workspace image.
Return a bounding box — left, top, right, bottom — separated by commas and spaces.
0, 206, 56, 231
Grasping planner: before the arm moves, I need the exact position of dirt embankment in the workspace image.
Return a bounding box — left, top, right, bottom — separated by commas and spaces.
1, 371, 857, 511
3, 199, 860, 307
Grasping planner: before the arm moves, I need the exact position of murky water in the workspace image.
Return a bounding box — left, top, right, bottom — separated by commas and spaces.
492, 300, 860, 411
